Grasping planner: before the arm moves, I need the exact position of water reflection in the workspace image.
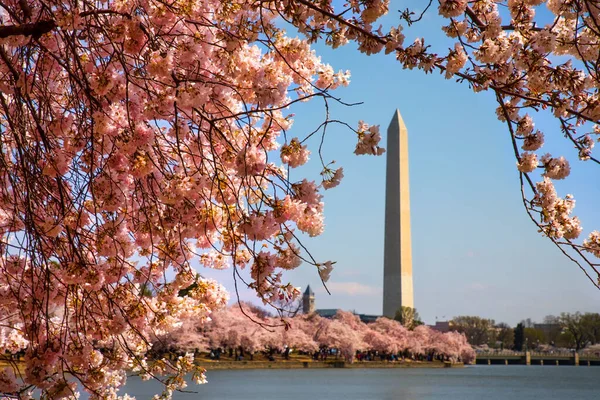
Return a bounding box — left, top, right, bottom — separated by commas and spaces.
80, 366, 600, 400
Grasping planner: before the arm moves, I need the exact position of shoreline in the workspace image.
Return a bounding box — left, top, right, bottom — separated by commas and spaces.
0, 359, 462, 373
195, 360, 461, 370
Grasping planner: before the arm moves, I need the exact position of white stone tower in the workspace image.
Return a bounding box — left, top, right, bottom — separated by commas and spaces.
383, 109, 414, 318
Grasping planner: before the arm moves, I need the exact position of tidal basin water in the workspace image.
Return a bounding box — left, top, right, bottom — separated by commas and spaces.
114, 366, 599, 400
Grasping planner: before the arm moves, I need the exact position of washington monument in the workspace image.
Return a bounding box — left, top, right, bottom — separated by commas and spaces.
383, 109, 414, 318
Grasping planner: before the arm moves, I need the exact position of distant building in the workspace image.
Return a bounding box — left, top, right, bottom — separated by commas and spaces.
534, 323, 563, 342
302, 285, 315, 314
305, 286, 380, 322
429, 321, 451, 333
534, 323, 561, 332
315, 309, 338, 318
358, 314, 380, 324
314, 308, 380, 324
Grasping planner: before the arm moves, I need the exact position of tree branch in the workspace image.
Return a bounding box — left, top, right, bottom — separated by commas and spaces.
0, 20, 56, 39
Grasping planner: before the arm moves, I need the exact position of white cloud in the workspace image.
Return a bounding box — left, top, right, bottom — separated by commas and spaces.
318, 282, 382, 296
338, 268, 363, 277
466, 282, 489, 291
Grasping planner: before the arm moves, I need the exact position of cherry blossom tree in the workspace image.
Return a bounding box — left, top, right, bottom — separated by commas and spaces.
274, 0, 600, 285
363, 329, 395, 354
430, 0, 600, 285
154, 318, 209, 356
369, 316, 410, 353
282, 321, 319, 353
196, 306, 268, 358
423, 328, 447, 358
3, 0, 598, 397
446, 331, 476, 364
315, 319, 362, 362
165, 305, 475, 365
0, 0, 385, 397
239, 332, 261, 360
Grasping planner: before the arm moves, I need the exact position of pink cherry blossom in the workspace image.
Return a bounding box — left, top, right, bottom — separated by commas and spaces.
438, 0, 468, 18
2, 0, 600, 396
281, 138, 310, 168
517, 152, 539, 173
322, 167, 344, 190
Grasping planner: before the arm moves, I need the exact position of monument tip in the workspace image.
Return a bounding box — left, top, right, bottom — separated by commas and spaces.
388, 109, 406, 132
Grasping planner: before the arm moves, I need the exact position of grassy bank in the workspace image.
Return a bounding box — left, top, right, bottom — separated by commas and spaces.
0, 357, 462, 374
194, 358, 461, 370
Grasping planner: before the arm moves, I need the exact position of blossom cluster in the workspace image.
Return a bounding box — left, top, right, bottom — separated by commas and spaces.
355, 121, 386, 156
427, 0, 600, 267
2, 0, 600, 396
534, 178, 582, 239
0, 0, 384, 398
161, 306, 476, 365
273, 0, 600, 278
274, 0, 600, 278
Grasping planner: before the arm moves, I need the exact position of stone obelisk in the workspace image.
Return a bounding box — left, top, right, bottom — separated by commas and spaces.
383, 109, 414, 318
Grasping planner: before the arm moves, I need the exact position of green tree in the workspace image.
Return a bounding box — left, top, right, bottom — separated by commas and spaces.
560, 312, 588, 351
450, 316, 495, 346
487, 326, 498, 348
556, 331, 576, 349
581, 313, 600, 345
514, 323, 525, 351
496, 323, 515, 350
541, 315, 564, 345
140, 284, 153, 297
394, 306, 423, 330
524, 328, 547, 348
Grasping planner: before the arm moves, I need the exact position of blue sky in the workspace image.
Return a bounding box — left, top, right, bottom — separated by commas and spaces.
200, 1, 600, 326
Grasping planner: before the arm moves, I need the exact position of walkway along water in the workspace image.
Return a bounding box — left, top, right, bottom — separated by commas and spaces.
475, 351, 600, 366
